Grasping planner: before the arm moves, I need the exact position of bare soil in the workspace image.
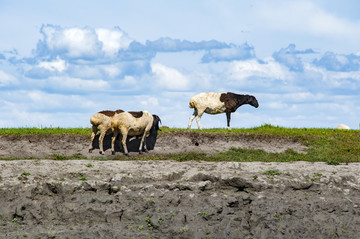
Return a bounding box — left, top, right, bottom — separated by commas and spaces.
0, 132, 359, 238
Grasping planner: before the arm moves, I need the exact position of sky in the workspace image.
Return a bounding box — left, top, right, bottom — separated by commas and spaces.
0, 0, 359, 129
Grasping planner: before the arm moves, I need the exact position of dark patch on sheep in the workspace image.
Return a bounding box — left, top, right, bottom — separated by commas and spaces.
152, 114, 162, 131
128, 111, 144, 118
99, 109, 124, 117
220, 92, 259, 112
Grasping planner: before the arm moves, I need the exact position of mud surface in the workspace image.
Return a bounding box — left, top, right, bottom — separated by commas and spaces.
0, 133, 359, 238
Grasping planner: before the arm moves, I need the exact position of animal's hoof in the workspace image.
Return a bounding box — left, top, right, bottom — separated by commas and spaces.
139, 150, 143, 155
112, 151, 115, 155
124, 153, 130, 157
89, 149, 93, 153
99, 151, 103, 155
144, 149, 148, 153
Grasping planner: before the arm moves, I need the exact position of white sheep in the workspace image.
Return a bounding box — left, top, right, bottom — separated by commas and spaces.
110, 111, 161, 156
89, 109, 124, 154
187, 92, 259, 129
336, 124, 350, 130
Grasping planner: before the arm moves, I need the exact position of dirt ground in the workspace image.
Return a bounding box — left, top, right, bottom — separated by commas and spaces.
0, 132, 360, 238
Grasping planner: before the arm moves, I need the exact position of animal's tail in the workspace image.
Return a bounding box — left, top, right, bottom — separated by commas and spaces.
188, 98, 195, 108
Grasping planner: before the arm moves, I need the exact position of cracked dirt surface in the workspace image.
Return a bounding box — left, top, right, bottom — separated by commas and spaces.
0, 133, 359, 238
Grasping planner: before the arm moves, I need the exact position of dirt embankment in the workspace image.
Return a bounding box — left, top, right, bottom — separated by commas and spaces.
0, 130, 307, 159
0, 133, 359, 238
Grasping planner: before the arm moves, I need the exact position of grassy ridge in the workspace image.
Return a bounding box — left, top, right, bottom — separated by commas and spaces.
160, 125, 360, 163
0, 125, 359, 163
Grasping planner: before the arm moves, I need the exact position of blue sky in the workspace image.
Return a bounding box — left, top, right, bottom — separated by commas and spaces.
0, 0, 359, 129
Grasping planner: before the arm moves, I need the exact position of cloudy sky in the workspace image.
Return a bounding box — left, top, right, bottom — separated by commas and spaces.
0, 0, 359, 129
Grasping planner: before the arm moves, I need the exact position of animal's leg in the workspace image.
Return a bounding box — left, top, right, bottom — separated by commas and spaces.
195, 109, 205, 130
99, 131, 106, 154
226, 111, 231, 130
138, 132, 147, 154
111, 130, 118, 155
88, 125, 97, 153
139, 126, 151, 154
187, 109, 198, 129
121, 130, 129, 156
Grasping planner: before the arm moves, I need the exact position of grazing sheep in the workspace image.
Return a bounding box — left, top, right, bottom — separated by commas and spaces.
111, 111, 161, 156
336, 124, 350, 130
89, 109, 124, 154
187, 92, 259, 130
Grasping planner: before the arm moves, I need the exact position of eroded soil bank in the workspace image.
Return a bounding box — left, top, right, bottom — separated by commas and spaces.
1, 160, 360, 239
0, 131, 307, 159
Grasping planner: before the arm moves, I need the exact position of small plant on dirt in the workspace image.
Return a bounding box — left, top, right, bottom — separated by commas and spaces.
137, 225, 144, 231
145, 217, 154, 230
253, 175, 258, 180
53, 154, 66, 160
18, 172, 31, 180
85, 163, 94, 168
170, 211, 176, 217
197, 211, 208, 219
263, 169, 281, 176
182, 227, 189, 232
158, 216, 163, 224
71, 153, 86, 159
327, 160, 340, 165
21, 172, 31, 176
79, 177, 87, 181
311, 172, 325, 181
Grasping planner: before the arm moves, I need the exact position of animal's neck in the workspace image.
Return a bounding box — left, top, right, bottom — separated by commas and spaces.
233, 94, 248, 106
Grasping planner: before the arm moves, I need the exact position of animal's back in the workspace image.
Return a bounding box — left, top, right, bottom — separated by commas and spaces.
90, 110, 124, 126
189, 92, 226, 114
189, 92, 221, 107
111, 111, 153, 136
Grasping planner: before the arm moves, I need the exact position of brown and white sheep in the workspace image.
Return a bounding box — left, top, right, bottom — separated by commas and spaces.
89, 109, 124, 154
187, 92, 259, 129
110, 111, 161, 156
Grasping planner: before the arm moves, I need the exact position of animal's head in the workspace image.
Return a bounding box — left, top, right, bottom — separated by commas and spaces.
152, 114, 162, 131
247, 95, 259, 108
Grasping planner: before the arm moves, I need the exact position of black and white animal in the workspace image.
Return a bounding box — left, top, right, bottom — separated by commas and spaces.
187, 92, 259, 130
111, 111, 161, 156
89, 109, 124, 154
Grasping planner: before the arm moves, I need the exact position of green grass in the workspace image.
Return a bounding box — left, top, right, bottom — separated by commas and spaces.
0, 124, 359, 163
0, 127, 91, 136
159, 124, 360, 163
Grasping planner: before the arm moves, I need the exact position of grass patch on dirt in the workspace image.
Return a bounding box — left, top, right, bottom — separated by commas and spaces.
0, 124, 359, 163
157, 124, 360, 163
0, 127, 90, 136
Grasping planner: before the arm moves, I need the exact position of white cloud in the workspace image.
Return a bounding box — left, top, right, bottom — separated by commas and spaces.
229, 58, 293, 82
102, 65, 122, 78
42, 25, 101, 59
38, 57, 67, 72
47, 76, 110, 91
95, 27, 132, 57
0, 70, 18, 86
151, 63, 189, 90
